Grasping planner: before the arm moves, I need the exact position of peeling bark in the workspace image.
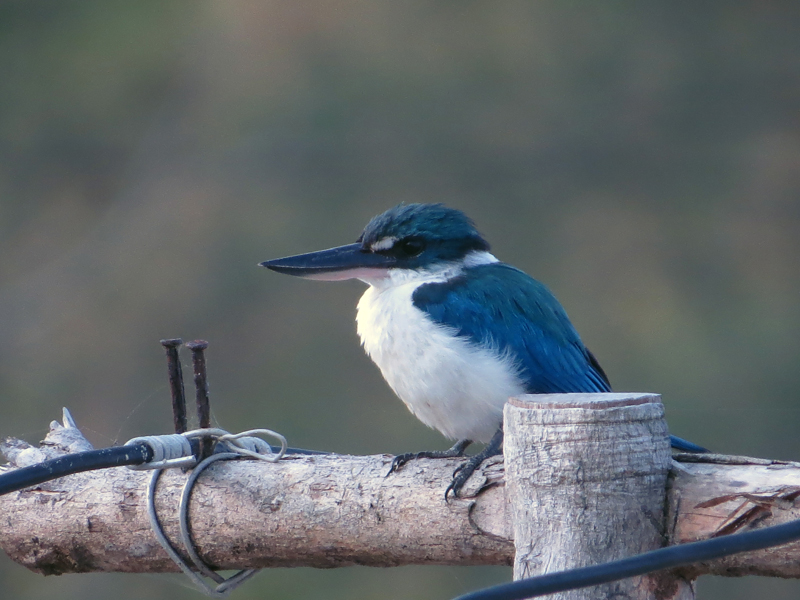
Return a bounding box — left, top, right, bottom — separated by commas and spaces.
668, 455, 800, 579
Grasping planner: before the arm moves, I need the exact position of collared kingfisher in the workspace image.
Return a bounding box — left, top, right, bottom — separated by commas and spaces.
261, 203, 706, 498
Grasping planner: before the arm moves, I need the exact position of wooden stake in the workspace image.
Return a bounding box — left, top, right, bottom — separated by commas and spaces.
503, 392, 695, 600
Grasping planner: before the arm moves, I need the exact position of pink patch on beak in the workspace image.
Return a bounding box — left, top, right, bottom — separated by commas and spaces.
303, 267, 391, 282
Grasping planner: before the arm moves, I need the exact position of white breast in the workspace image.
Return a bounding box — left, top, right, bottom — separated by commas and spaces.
355, 264, 525, 443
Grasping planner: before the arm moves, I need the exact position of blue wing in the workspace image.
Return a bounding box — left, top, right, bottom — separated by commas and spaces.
413, 264, 709, 452
412, 263, 611, 394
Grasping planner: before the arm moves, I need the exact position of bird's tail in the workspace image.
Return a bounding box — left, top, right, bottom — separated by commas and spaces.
669, 435, 708, 453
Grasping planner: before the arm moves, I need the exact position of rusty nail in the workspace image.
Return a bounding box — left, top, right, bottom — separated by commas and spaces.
186, 340, 212, 460
160, 338, 187, 434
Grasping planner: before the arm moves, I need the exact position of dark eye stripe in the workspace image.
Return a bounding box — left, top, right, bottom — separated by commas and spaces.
398, 238, 425, 257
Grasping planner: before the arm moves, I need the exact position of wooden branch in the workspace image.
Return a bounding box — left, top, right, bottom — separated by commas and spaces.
3, 409, 800, 582
0, 419, 512, 574
668, 454, 800, 579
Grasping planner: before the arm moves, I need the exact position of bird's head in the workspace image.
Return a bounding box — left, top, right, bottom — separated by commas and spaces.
260, 203, 491, 283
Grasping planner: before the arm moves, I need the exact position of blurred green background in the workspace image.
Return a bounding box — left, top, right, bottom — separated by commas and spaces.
1, 1, 799, 599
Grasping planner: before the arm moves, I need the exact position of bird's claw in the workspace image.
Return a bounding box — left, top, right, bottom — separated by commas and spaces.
387, 441, 471, 478
452, 461, 468, 478
389, 454, 473, 500
444, 476, 467, 501
444, 456, 483, 501
387, 452, 418, 476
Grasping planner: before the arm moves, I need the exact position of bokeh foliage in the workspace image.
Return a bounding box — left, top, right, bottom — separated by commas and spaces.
1, 2, 799, 599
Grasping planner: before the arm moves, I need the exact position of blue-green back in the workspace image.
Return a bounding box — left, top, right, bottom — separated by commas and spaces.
412, 263, 611, 394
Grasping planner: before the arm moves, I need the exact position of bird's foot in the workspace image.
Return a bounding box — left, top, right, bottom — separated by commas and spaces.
445, 455, 487, 500
445, 428, 504, 501
387, 439, 472, 476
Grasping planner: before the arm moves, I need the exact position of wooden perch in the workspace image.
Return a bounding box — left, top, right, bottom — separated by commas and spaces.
0, 414, 512, 574
3, 400, 800, 590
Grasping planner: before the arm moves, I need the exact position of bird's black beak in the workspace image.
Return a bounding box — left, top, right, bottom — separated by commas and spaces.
260, 243, 394, 281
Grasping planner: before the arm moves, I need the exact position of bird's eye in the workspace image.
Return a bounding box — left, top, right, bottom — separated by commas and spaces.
398, 238, 425, 257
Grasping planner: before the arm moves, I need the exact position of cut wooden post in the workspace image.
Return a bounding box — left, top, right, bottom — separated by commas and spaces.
504, 392, 695, 600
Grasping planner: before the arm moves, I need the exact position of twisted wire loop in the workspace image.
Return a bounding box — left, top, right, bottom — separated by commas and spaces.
187, 427, 288, 462
128, 428, 288, 597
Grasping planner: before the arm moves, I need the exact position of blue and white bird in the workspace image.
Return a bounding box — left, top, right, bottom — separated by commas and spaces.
261, 203, 705, 497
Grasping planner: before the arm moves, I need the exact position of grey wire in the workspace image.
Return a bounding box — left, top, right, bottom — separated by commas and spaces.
178, 452, 261, 592
147, 469, 235, 598
143, 428, 287, 597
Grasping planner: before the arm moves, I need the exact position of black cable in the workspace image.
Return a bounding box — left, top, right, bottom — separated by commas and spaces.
0, 444, 153, 497
0, 441, 333, 498
453, 517, 800, 600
